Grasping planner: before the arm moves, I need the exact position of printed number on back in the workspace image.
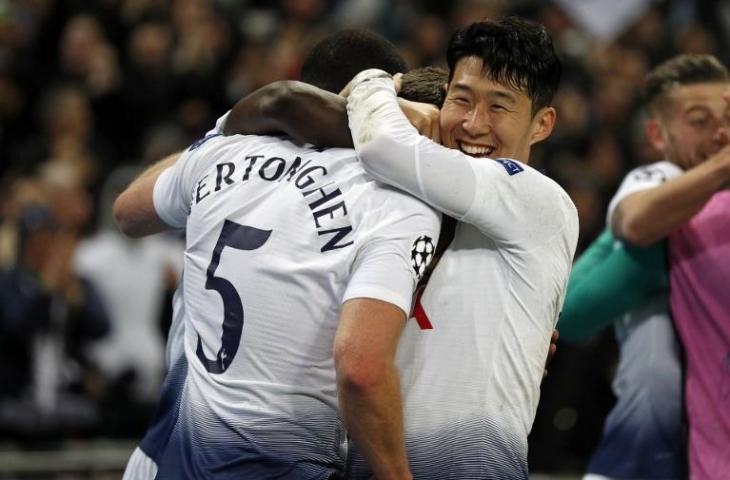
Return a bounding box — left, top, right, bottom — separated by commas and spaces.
196, 220, 272, 374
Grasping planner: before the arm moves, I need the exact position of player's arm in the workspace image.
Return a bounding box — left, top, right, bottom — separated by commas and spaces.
346, 69, 477, 220
113, 152, 182, 237
558, 229, 668, 341
612, 144, 730, 246
334, 189, 439, 479
346, 69, 574, 245
221, 77, 441, 148
334, 298, 411, 480
565, 229, 615, 287
222, 81, 353, 147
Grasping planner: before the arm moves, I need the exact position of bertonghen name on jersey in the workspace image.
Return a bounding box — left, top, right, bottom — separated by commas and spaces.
192, 150, 353, 253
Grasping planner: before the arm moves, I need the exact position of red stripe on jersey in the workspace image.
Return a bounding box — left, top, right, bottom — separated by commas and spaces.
413, 287, 433, 330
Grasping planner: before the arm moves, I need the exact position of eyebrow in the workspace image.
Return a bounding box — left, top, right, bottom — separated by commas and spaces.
490, 90, 517, 105
450, 83, 474, 96
450, 82, 517, 104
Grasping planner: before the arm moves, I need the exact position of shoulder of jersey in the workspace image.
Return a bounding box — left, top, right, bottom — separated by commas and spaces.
372, 182, 438, 214
521, 163, 577, 211
627, 160, 682, 184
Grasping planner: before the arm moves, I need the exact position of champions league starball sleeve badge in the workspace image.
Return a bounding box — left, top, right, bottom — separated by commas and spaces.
410, 235, 435, 280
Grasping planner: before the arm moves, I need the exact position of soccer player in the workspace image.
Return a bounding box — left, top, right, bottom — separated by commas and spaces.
558, 228, 683, 480
227, 17, 579, 479
607, 54, 729, 479
558, 54, 730, 480
115, 30, 442, 479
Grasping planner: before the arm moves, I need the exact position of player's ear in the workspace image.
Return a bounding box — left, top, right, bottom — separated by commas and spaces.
529, 106, 556, 145
645, 117, 667, 153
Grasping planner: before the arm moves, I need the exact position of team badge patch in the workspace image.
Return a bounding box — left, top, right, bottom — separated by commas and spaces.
411, 235, 435, 280
495, 158, 524, 176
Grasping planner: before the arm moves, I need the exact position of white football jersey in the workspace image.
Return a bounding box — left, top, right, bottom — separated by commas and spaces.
346, 71, 579, 479
607, 160, 683, 226
137, 132, 440, 479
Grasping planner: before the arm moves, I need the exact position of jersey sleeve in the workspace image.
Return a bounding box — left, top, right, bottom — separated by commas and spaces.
565, 228, 615, 289
558, 228, 668, 341
153, 134, 223, 228
342, 195, 441, 317
606, 161, 683, 229
347, 69, 574, 249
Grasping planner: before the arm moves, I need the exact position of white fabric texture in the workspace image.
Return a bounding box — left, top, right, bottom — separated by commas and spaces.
345, 69, 579, 479
147, 131, 440, 476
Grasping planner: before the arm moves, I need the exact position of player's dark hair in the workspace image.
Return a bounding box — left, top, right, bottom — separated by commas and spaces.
300, 29, 408, 94
399, 67, 448, 108
446, 17, 561, 115
643, 54, 729, 114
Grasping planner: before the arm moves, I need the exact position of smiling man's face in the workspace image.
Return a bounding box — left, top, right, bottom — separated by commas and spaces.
439, 56, 555, 164
651, 82, 730, 169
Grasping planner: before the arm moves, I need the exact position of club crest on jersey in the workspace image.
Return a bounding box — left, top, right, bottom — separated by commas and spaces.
495, 158, 524, 176
411, 235, 435, 280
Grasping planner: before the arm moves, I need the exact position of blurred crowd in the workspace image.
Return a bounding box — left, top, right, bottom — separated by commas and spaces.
0, 0, 727, 473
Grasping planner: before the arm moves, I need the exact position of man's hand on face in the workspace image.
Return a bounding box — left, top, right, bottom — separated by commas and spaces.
398, 98, 441, 143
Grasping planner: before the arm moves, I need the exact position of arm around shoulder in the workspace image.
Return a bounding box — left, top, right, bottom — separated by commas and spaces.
223, 80, 352, 147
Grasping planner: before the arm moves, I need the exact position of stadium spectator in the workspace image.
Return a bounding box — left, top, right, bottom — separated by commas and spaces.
74, 166, 183, 436
0, 179, 109, 439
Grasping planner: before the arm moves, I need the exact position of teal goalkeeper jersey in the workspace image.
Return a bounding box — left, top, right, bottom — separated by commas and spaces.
557, 228, 668, 341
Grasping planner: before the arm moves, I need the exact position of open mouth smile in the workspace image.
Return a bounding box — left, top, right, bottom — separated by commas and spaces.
458, 142, 495, 157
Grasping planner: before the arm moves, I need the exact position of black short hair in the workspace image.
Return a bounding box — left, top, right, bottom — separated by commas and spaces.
446, 17, 561, 114
399, 67, 448, 107
300, 29, 408, 94
643, 54, 729, 115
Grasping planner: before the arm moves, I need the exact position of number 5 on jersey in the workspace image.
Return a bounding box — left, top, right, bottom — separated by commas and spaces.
196, 220, 272, 374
